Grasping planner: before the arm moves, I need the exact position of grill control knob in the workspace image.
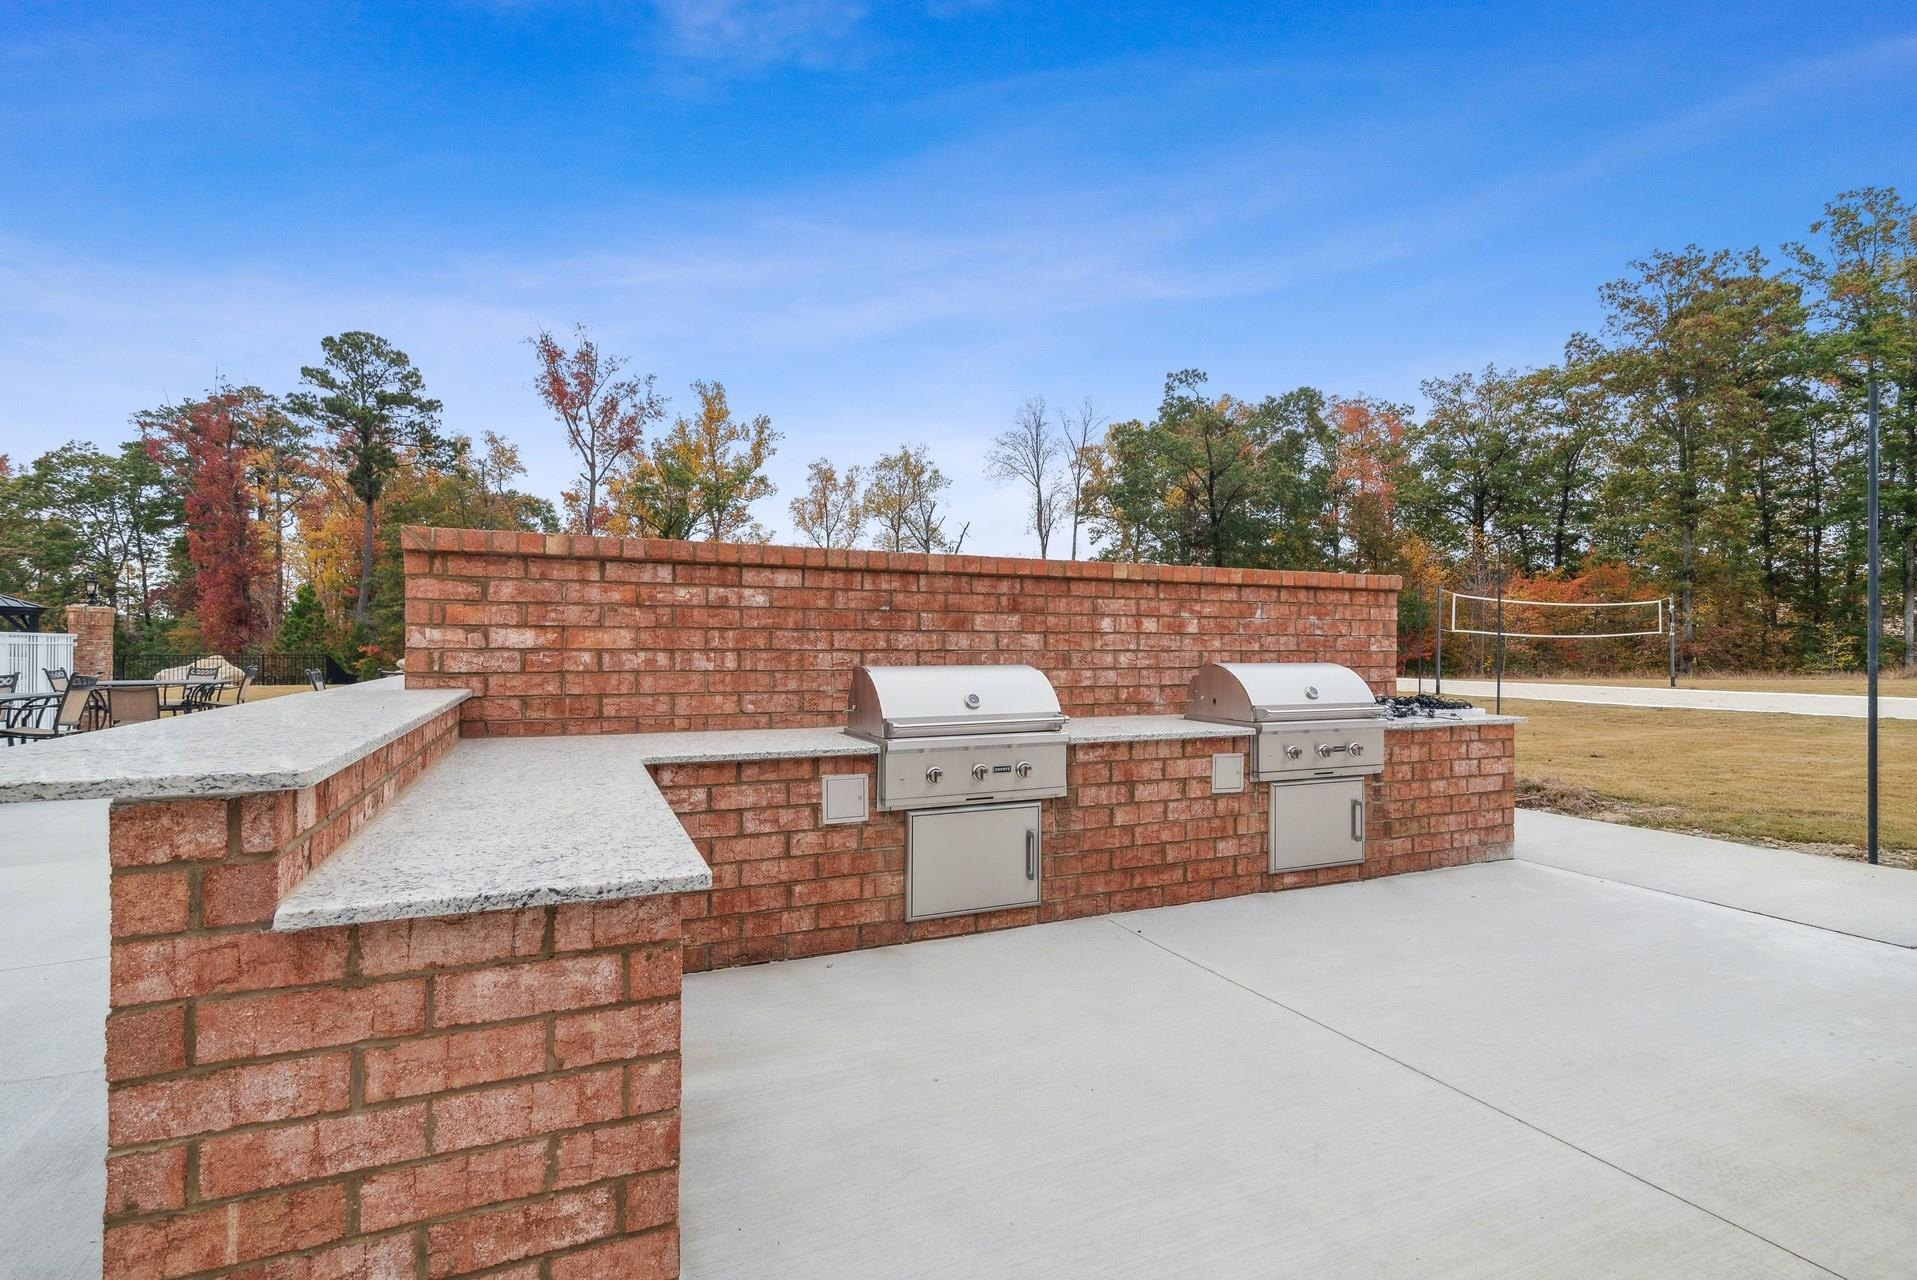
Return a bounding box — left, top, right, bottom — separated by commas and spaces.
1284, 745, 1303, 760
1015, 761, 1033, 778
972, 763, 990, 781
925, 766, 944, 784
1349, 742, 1364, 757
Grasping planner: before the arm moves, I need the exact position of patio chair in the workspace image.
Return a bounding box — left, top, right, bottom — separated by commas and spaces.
187, 660, 224, 680
5, 679, 97, 742
44, 667, 69, 694
306, 668, 326, 692
179, 681, 221, 714
0, 673, 16, 693
105, 684, 161, 726
0, 692, 60, 745
234, 665, 258, 704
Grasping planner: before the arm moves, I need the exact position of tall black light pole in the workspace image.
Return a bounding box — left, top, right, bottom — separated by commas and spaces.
1866, 374, 1881, 866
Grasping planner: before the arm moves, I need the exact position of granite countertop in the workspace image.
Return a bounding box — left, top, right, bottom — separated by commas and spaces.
1382, 713, 1525, 729
1064, 715, 1253, 744
263, 709, 1518, 931
274, 736, 713, 931
619, 726, 876, 763
0, 678, 469, 804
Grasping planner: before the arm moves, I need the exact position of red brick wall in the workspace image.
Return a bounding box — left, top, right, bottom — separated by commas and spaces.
68, 602, 116, 679
398, 527, 1403, 736
104, 714, 686, 1280
672, 725, 1514, 973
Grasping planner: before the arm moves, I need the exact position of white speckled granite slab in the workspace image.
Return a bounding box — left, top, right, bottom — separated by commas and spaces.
1382, 714, 1524, 729
274, 736, 712, 931
1064, 715, 1252, 744
0, 679, 469, 804
621, 727, 877, 763
270, 712, 1522, 931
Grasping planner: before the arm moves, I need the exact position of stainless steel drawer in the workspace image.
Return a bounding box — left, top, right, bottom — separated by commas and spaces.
1269, 777, 1367, 872
907, 801, 1042, 921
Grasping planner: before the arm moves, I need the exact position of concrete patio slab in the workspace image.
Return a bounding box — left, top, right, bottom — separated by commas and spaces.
1516, 808, 1917, 946
683, 854, 1914, 1278
0, 798, 107, 1280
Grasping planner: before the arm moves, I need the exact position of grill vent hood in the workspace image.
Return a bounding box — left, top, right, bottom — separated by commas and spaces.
848, 664, 1066, 741
1186, 662, 1379, 725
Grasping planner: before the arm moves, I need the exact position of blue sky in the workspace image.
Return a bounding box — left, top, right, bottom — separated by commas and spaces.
3, 1, 1914, 553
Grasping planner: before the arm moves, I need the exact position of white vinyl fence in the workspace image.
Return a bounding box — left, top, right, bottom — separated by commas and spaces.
2, 633, 77, 694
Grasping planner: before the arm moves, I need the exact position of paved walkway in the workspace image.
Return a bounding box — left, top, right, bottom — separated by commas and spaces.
682, 824, 1917, 1279
1399, 677, 1917, 719
0, 799, 107, 1280
1516, 809, 1917, 946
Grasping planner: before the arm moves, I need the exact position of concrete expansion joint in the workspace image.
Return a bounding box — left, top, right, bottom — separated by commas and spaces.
1098, 913, 1853, 1280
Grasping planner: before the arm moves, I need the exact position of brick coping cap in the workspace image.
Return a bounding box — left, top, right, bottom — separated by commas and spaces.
402, 526, 1403, 592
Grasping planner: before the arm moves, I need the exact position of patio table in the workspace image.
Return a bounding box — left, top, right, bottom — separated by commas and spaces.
89, 678, 222, 723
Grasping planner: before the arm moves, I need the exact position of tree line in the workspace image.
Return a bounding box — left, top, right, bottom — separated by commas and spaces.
0, 187, 1908, 676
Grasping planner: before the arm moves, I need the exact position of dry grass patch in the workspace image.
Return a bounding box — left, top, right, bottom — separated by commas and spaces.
1509, 697, 1917, 864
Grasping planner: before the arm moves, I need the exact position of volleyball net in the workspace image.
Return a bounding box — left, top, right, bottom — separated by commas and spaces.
1443, 592, 1669, 640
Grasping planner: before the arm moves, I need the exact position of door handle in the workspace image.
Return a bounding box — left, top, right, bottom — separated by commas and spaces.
1350, 797, 1364, 843
1025, 829, 1038, 880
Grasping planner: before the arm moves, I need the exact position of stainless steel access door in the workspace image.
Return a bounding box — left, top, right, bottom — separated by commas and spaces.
1269, 777, 1367, 872
906, 801, 1042, 921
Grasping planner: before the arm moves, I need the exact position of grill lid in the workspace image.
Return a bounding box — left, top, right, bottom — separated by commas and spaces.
1186, 662, 1380, 725
848, 664, 1066, 740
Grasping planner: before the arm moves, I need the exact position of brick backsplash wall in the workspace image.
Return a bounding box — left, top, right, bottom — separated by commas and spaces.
102, 715, 685, 1280
672, 724, 1515, 973
398, 528, 1403, 737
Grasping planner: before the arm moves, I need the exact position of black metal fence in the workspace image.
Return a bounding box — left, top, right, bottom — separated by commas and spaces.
114, 651, 358, 685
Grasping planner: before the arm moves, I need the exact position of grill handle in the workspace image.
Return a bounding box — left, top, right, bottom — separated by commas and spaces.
1025, 829, 1037, 880
1350, 797, 1365, 843
882, 713, 1068, 738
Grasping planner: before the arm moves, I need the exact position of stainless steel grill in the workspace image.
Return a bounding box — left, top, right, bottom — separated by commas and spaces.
849, 663, 1069, 921
848, 663, 1069, 811
1185, 661, 1384, 781
1185, 661, 1385, 873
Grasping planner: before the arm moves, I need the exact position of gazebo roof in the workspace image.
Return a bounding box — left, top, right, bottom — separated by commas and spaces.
0, 593, 47, 632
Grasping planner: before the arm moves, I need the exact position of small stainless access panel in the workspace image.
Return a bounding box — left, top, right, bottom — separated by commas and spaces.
907, 802, 1042, 920
1269, 777, 1366, 871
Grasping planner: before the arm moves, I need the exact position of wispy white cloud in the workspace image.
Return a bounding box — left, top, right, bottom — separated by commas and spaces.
649, 0, 873, 68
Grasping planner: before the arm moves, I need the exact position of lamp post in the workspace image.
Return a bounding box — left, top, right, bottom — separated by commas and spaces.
84, 572, 101, 606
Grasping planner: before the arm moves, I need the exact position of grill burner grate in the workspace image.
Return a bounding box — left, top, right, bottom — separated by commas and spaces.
1378, 692, 1476, 719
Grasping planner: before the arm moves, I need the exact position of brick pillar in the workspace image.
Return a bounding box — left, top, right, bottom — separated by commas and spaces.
67, 603, 115, 678
101, 713, 685, 1279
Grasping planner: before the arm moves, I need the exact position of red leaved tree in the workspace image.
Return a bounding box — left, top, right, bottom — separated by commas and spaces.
141, 387, 270, 653
1327, 395, 1408, 572
529, 325, 665, 534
